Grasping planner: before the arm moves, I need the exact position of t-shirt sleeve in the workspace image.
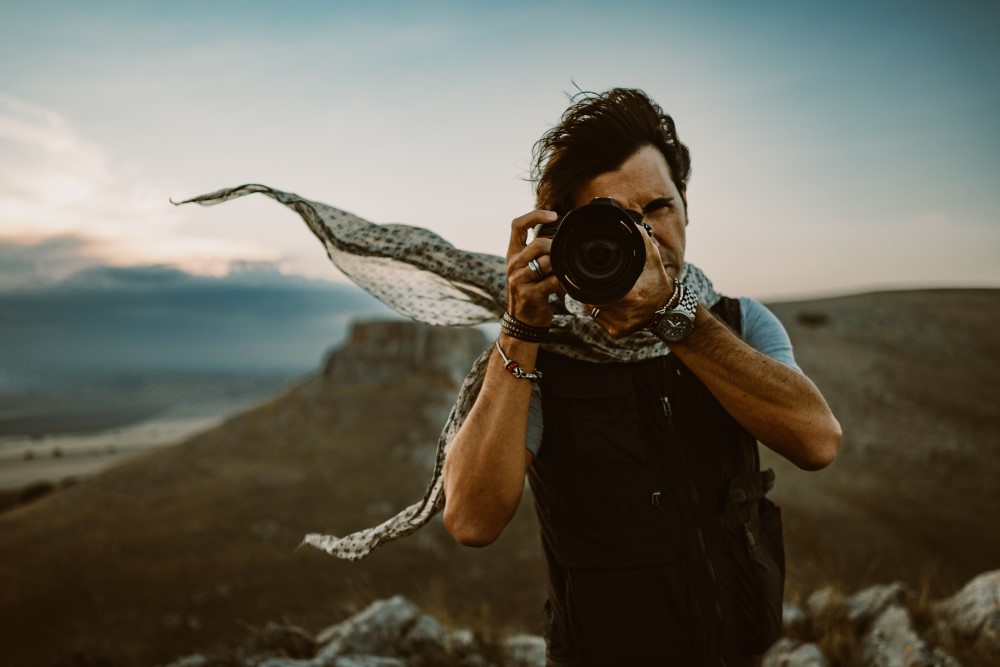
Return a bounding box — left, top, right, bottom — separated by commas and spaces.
526, 382, 543, 457
739, 296, 801, 372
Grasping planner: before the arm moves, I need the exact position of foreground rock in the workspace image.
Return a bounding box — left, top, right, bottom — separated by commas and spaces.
164, 569, 1000, 667
773, 569, 1000, 667
933, 570, 1000, 665
164, 596, 542, 667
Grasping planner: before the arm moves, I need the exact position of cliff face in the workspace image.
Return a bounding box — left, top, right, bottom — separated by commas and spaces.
323, 321, 487, 388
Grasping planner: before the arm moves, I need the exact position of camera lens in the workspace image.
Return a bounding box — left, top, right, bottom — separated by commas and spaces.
550, 198, 646, 305
575, 238, 621, 280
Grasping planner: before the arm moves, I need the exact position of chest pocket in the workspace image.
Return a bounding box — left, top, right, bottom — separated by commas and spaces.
548, 363, 646, 466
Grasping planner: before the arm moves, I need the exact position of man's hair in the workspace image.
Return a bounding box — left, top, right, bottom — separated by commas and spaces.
530, 88, 692, 216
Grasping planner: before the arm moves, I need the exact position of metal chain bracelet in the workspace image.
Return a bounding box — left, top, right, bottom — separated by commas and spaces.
494, 339, 543, 383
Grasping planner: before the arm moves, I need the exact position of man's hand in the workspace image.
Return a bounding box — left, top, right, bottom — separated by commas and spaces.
506, 210, 563, 326
584, 228, 673, 337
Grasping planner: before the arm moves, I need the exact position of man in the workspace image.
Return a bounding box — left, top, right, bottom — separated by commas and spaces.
442, 88, 842, 666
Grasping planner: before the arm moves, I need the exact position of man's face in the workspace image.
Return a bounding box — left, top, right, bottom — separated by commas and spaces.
572, 144, 688, 280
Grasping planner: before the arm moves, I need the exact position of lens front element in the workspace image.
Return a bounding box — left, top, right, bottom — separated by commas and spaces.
550, 199, 646, 305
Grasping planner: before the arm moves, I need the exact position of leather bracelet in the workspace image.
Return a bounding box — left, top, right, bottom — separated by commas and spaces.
500, 312, 550, 343
495, 339, 543, 382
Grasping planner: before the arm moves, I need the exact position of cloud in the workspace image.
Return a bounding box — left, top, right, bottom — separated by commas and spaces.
0, 95, 286, 275
0, 234, 104, 289
0, 95, 113, 227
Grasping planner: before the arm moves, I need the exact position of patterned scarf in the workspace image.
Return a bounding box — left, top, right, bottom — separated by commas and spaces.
177, 184, 720, 560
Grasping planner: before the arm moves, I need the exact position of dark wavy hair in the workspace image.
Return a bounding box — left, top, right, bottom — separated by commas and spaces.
530, 88, 692, 216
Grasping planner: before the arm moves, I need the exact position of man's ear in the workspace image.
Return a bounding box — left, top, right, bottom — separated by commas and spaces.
680, 185, 689, 225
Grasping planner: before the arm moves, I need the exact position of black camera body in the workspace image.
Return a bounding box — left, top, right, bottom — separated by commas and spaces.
535, 197, 650, 305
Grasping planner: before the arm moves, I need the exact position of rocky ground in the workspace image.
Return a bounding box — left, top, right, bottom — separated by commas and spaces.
161, 570, 1000, 667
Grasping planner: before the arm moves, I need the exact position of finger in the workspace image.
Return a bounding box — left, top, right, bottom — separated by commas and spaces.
507, 237, 553, 277
641, 227, 661, 264
511, 265, 560, 291
533, 254, 553, 278
508, 274, 561, 323
507, 210, 558, 259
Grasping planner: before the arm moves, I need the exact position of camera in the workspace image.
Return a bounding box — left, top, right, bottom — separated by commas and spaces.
534, 197, 650, 305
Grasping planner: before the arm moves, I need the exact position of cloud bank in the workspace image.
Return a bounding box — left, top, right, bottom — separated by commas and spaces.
0, 247, 394, 389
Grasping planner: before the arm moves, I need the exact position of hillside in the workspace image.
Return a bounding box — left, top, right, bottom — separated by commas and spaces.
764, 289, 1000, 594
1, 289, 998, 667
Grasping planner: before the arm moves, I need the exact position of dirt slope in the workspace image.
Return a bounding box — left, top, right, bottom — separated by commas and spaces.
1, 289, 997, 666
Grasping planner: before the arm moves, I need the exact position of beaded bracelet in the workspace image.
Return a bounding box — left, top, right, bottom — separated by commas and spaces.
500, 312, 550, 343
664, 276, 683, 310
495, 339, 543, 383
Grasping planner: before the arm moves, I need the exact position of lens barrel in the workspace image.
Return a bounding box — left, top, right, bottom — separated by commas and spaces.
548, 198, 647, 305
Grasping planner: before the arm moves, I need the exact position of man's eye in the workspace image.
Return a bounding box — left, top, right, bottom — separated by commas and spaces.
643, 198, 673, 214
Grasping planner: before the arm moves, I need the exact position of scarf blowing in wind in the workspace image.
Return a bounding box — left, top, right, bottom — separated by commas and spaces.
177, 183, 720, 561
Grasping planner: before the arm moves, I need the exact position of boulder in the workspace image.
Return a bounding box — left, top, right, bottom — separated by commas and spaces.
445, 628, 491, 667
397, 613, 450, 665
503, 634, 546, 667
858, 604, 943, 667
846, 581, 916, 628
315, 596, 449, 666
762, 638, 830, 667
317, 596, 420, 656
806, 587, 840, 618
782, 602, 809, 636
933, 569, 1000, 661
162, 656, 211, 667
330, 658, 407, 667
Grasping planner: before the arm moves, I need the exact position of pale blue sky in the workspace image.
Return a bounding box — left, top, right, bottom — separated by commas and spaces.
1, 0, 997, 299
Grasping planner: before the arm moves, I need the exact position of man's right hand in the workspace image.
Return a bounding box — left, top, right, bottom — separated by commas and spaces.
506, 210, 563, 327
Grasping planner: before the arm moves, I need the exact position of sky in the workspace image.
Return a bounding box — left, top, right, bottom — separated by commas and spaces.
1, 0, 998, 300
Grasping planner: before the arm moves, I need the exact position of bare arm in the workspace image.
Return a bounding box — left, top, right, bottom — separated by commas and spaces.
669, 305, 841, 470
442, 210, 558, 547
593, 233, 841, 471
442, 337, 537, 546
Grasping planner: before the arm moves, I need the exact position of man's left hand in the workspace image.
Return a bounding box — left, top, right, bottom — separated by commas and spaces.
584, 229, 673, 337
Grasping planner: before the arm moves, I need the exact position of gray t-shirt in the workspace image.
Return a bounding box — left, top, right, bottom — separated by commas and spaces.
525, 297, 798, 456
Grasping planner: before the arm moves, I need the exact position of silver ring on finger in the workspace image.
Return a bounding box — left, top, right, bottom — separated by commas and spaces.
590, 307, 601, 319
528, 258, 544, 281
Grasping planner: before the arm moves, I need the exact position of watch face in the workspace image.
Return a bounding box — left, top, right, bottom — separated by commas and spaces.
655, 312, 694, 342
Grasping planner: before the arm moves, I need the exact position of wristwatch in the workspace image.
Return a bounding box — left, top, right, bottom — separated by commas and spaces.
647, 281, 698, 342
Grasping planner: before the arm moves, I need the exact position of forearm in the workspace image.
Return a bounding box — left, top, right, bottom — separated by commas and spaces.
671, 305, 842, 470
443, 335, 536, 546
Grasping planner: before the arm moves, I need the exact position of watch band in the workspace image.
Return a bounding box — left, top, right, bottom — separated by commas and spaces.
674, 283, 698, 319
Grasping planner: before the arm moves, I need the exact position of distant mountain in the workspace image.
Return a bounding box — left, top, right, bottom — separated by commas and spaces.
0, 263, 394, 389
1, 289, 998, 667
